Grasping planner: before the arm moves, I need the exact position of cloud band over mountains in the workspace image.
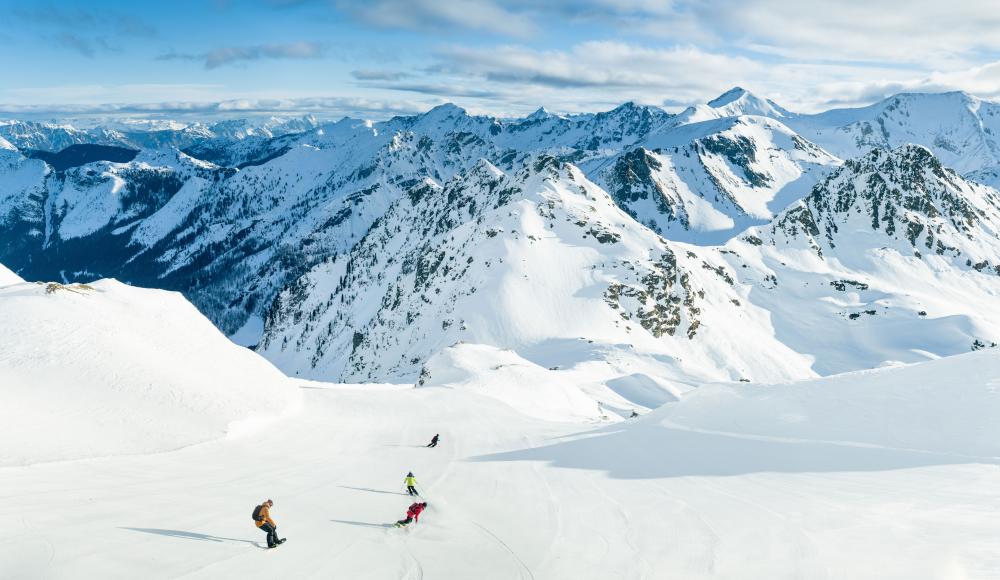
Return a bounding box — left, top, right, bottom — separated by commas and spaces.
157, 42, 326, 69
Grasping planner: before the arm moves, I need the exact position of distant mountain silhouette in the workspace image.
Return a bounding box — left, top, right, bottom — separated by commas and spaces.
25, 144, 139, 171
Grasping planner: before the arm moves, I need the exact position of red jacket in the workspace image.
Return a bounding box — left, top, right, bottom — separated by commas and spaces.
407, 503, 426, 522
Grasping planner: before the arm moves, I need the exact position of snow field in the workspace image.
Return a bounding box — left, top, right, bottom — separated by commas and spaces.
4, 350, 1000, 579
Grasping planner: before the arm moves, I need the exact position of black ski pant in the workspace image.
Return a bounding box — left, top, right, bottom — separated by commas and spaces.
259, 523, 279, 547
427, 442, 437, 447
396, 517, 413, 526
407, 486, 418, 495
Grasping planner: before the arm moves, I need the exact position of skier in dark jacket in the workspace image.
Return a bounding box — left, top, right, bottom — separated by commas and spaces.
427, 434, 439, 448
396, 502, 427, 527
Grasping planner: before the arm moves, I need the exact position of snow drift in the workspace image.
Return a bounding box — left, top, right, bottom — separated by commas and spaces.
0, 279, 300, 466
477, 350, 1000, 482
417, 343, 603, 422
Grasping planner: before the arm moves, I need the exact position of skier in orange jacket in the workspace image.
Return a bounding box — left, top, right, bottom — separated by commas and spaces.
252, 499, 286, 548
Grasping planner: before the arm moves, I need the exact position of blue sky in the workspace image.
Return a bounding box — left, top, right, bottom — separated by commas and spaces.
2, 0, 1000, 120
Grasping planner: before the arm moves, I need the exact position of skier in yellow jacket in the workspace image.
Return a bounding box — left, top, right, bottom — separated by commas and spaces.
404, 472, 419, 496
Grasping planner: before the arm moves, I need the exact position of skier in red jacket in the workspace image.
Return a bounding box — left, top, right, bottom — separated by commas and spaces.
395, 502, 427, 527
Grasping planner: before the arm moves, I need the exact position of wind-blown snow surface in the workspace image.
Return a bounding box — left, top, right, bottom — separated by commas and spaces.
0, 278, 299, 466
3, 350, 999, 579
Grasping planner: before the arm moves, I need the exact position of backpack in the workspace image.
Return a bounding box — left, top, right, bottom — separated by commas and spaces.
252, 504, 264, 522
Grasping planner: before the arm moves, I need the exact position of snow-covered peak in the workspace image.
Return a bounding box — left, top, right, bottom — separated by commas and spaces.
707, 86, 752, 107
599, 101, 667, 120
421, 102, 468, 122
599, 114, 839, 243
674, 87, 791, 126
0, 135, 17, 152
258, 153, 699, 382
786, 90, 1000, 174
525, 107, 553, 121
765, 143, 1000, 265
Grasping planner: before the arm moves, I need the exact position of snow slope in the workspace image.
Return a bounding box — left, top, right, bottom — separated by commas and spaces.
593, 115, 838, 242
0, 262, 22, 285
658, 350, 1000, 457
3, 349, 999, 579
258, 155, 814, 387
261, 145, 1000, 390
417, 343, 602, 422
0, 278, 300, 466
786, 91, 1000, 175
702, 144, 1000, 375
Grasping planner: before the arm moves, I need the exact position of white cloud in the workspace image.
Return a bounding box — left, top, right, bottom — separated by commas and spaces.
577, 0, 1000, 68
332, 0, 1000, 69
157, 42, 326, 69
335, 0, 538, 37
0, 94, 427, 121
428, 42, 762, 99
358, 38, 1000, 115
351, 69, 412, 81
9, 1, 1000, 119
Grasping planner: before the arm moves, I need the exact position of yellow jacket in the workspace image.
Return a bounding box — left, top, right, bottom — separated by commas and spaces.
404, 476, 417, 486
255, 503, 276, 528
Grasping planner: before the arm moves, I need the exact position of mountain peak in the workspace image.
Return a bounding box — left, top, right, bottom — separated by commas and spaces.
424, 102, 467, 119
843, 143, 940, 173
525, 107, 552, 121
706, 87, 790, 119
708, 87, 750, 108
609, 101, 652, 114
773, 141, 1000, 253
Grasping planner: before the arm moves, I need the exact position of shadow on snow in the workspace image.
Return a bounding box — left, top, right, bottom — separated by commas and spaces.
469, 423, 999, 478
330, 519, 395, 529
120, 527, 262, 547
337, 485, 409, 496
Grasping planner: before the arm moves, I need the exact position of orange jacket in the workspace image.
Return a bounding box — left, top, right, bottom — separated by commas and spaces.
255, 503, 276, 528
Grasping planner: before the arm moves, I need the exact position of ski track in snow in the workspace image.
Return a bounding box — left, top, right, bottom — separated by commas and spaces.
469, 521, 535, 580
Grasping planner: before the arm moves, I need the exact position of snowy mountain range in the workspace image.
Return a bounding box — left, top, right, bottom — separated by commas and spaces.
3, 88, 1000, 390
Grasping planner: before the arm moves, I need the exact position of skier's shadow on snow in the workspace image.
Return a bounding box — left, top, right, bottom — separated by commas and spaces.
120, 527, 263, 547
338, 485, 409, 496
330, 519, 395, 529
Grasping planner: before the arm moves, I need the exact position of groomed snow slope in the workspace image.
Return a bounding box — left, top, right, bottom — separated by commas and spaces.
0, 279, 300, 466
4, 350, 999, 579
